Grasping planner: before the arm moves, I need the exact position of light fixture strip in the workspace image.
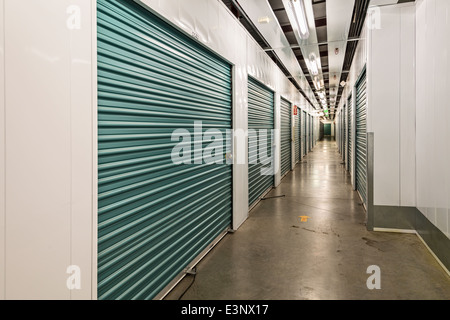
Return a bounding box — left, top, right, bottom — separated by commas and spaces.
286, 0, 310, 40
309, 59, 319, 76
291, 0, 309, 38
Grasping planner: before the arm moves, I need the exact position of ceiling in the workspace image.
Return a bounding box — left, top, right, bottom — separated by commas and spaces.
221, 0, 414, 119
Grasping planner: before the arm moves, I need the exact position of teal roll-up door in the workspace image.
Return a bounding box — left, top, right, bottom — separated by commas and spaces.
280, 98, 291, 177
343, 107, 346, 162
312, 117, 315, 147
355, 68, 367, 206
248, 77, 274, 208
295, 110, 300, 163
97, 0, 232, 300
298, 112, 302, 158
309, 115, 313, 151
302, 111, 307, 156
347, 95, 353, 173
339, 114, 344, 155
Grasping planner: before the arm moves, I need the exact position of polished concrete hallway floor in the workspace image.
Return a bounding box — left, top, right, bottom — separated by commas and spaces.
166, 139, 450, 300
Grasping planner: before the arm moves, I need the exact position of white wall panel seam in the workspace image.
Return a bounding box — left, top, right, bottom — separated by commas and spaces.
91, 0, 98, 300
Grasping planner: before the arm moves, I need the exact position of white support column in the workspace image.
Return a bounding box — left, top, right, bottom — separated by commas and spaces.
232, 63, 249, 230
274, 92, 281, 187
3, 0, 94, 299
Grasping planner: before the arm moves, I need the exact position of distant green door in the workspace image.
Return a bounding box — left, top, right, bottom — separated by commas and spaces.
295, 109, 300, 163
280, 98, 292, 177
248, 77, 274, 208
355, 68, 367, 207
324, 124, 331, 135
97, 0, 232, 300
348, 94, 353, 173
302, 111, 307, 156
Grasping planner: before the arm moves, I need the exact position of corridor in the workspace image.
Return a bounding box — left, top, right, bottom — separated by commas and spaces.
167, 139, 450, 300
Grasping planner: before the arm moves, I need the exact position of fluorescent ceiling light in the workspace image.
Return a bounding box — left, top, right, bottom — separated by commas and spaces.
314, 80, 320, 91
285, 0, 310, 40
308, 53, 319, 76
309, 61, 319, 76
258, 16, 270, 24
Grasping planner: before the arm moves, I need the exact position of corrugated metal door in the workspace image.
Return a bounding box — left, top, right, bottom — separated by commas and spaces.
343, 108, 346, 161
97, 0, 232, 300
309, 115, 313, 151
248, 77, 274, 208
355, 68, 367, 206
312, 117, 315, 147
302, 111, 307, 156
343, 106, 346, 162
280, 98, 291, 177
341, 114, 344, 156
347, 94, 353, 173
295, 109, 300, 163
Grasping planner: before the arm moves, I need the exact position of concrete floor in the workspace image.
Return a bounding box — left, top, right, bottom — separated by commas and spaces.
165, 138, 450, 300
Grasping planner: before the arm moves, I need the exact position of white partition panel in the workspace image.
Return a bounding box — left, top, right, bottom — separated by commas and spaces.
416, 0, 450, 238
3, 0, 94, 299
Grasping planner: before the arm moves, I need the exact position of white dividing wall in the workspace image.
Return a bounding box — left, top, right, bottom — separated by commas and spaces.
367, 4, 416, 206
416, 0, 450, 238
1, 0, 95, 299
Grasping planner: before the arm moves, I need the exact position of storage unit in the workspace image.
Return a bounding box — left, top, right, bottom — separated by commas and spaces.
324, 123, 331, 136
248, 77, 275, 208
343, 106, 346, 162
97, 0, 233, 300
347, 95, 353, 173
295, 109, 300, 163
302, 111, 307, 156
355, 68, 367, 206
339, 109, 345, 160
280, 98, 292, 177
313, 117, 316, 147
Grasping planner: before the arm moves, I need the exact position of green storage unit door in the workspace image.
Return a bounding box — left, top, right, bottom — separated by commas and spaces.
295, 110, 300, 163
97, 0, 232, 300
347, 94, 353, 173
309, 115, 313, 151
343, 109, 346, 161
248, 77, 274, 207
302, 111, 307, 156
280, 98, 291, 177
324, 123, 331, 135
312, 117, 315, 147
355, 68, 367, 206
339, 111, 344, 155
298, 112, 303, 158
342, 115, 344, 154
